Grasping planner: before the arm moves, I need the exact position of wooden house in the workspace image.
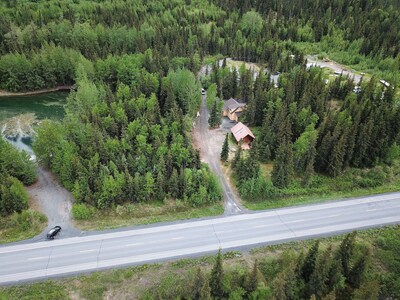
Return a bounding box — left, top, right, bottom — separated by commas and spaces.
222, 98, 246, 122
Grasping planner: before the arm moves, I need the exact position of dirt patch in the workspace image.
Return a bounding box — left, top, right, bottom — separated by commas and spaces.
0, 86, 72, 97
26, 167, 79, 238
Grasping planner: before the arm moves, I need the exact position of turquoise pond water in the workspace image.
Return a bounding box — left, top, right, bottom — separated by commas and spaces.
0, 92, 68, 122
0, 92, 68, 155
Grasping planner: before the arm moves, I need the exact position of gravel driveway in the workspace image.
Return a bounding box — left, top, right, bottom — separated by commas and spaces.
192, 94, 246, 215
26, 167, 80, 241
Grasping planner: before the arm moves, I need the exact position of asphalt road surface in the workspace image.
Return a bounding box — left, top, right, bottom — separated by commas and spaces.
1, 192, 400, 285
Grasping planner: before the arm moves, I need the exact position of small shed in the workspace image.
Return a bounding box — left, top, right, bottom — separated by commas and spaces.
231, 122, 255, 149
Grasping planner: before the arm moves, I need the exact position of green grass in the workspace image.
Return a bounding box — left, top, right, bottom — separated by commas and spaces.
0, 281, 69, 300
0, 210, 47, 244
74, 200, 224, 231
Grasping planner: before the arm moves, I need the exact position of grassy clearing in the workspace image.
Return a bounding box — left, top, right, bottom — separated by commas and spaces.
0, 210, 47, 244
226, 59, 261, 73
1, 225, 398, 299
73, 200, 224, 231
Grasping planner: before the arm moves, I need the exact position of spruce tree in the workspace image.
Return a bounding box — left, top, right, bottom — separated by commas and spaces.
301, 241, 320, 284
208, 100, 220, 128
192, 268, 212, 300
210, 249, 224, 299
347, 249, 369, 289
232, 146, 242, 170
271, 139, 294, 188
246, 259, 259, 294
220, 134, 229, 162
302, 137, 317, 186
338, 232, 357, 278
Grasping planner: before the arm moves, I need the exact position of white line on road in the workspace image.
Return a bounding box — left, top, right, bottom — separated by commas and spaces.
125, 243, 143, 247
79, 249, 97, 253
27, 256, 47, 261
286, 219, 305, 224
252, 225, 268, 229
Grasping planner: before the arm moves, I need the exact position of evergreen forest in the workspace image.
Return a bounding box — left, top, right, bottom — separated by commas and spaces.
0, 0, 398, 221
0, 0, 398, 218
0, 0, 400, 297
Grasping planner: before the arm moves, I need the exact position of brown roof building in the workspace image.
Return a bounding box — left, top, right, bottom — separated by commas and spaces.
230, 122, 255, 150
222, 98, 246, 122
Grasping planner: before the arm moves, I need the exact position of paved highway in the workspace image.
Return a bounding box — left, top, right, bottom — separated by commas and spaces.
1, 193, 400, 285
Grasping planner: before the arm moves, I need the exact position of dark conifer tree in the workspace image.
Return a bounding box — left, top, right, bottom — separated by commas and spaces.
337, 232, 357, 278
208, 100, 221, 128
220, 134, 229, 162
210, 249, 224, 299
271, 138, 294, 188
246, 259, 259, 294
191, 268, 212, 300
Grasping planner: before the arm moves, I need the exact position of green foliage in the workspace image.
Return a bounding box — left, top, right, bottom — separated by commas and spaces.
72, 203, 95, 220
34, 69, 221, 209
32, 120, 64, 168
206, 83, 218, 109
385, 142, 400, 165
167, 68, 201, 116
0, 176, 28, 216
220, 134, 229, 162
0, 138, 36, 185
210, 249, 225, 299
0, 281, 68, 300
0, 45, 91, 92
241, 11, 263, 37
208, 99, 221, 128
0, 210, 47, 244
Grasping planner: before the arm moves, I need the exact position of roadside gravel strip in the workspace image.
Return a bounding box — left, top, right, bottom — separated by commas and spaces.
1, 192, 400, 284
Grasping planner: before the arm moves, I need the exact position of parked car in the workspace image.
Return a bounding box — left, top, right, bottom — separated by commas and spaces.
47, 226, 62, 240
201, 88, 206, 95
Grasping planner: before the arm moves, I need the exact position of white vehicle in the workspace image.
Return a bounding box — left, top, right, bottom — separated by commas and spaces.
201, 88, 206, 95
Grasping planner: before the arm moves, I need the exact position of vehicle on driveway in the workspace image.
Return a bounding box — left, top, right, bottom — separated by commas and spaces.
201, 88, 206, 95
47, 226, 62, 240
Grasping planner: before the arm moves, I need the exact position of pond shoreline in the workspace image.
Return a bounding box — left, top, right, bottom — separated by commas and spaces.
0, 85, 73, 97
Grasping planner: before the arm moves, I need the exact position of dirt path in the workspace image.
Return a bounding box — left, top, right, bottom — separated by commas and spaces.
192, 94, 246, 215
0, 86, 72, 97
26, 167, 80, 240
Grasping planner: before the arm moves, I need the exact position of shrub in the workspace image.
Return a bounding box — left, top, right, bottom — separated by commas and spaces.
0, 176, 29, 216
72, 203, 94, 220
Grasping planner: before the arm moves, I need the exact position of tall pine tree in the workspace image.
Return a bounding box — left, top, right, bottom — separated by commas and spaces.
210, 249, 224, 299
221, 134, 229, 162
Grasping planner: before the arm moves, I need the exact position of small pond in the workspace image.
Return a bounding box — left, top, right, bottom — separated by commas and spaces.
0, 92, 68, 157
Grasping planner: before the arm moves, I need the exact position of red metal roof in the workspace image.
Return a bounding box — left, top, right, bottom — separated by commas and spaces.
230, 122, 255, 142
